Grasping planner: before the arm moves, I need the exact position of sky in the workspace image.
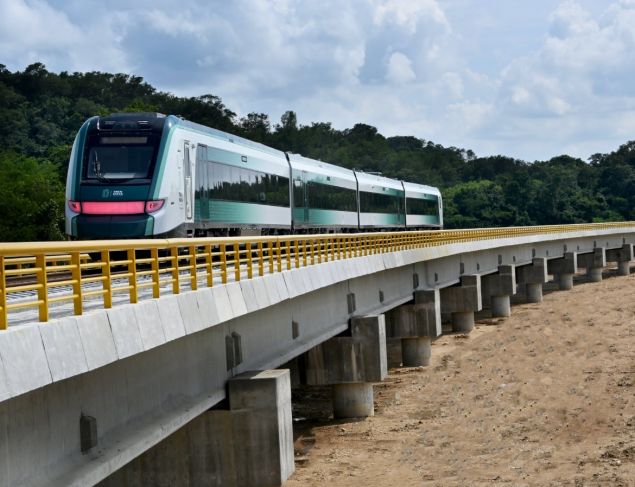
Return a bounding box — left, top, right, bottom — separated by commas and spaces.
2, 0, 635, 162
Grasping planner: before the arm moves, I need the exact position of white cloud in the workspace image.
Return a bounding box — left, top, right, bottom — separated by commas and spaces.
3, 0, 635, 162
385, 52, 416, 83
372, 0, 450, 34
0, 0, 131, 73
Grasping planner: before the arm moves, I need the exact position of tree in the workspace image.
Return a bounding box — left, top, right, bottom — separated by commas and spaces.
0, 151, 65, 241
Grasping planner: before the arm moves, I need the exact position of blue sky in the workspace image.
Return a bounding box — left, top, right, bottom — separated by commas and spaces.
2, 0, 635, 161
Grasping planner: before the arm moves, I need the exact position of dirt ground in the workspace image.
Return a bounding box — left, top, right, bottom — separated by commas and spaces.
286, 269, 635, 487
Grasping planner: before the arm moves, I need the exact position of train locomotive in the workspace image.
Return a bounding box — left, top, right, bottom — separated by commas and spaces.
65, 113, 442, 238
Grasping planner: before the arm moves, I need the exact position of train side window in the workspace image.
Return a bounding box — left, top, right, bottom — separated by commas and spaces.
208, 160, 289, 207
406, 196, 439, 216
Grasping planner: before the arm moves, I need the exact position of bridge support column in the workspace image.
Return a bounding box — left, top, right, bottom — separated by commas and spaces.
441, 276, 482, 333
481, 265, 516, 318
386, 338, 403, 368
607, 244, 633, 276
516, 258, 547, 303
578, 248, 606, 283
305, 315, 387, 418
385, 290, 440, 367
491, 295, 511, 317
99, 369, 294, 487
547, 252, 577, 291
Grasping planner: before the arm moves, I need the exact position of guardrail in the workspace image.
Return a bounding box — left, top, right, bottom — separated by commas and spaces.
1, 222, 634, 329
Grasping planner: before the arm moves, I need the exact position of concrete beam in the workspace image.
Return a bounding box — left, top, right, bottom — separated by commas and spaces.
305, 315, 387, 385
385, 290, 441, 339
577, 248, 606, 282
481, 265, 516, 317
606, 244, 633, 276
516, 257, 548, 303
384, 290, 440, 366
547, 252, 577, 290
440, 275, 482, 332
99, 370, 294, 487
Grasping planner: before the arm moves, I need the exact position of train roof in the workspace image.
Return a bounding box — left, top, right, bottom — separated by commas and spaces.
354, 171, 404, 192
171, 116, 288, 160
402, 181, 442, 197
286, 153, 357, 182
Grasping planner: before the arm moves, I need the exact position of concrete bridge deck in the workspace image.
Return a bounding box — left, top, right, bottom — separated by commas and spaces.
0, 223, 634, 486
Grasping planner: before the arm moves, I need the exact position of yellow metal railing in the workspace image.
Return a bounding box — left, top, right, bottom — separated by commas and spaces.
1, 222, 634, 329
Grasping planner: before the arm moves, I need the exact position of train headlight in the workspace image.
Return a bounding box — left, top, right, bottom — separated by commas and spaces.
68, 200, 81, 213
145, 200, 165, 213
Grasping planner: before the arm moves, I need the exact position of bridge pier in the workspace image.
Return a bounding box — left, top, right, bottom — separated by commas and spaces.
386, 338, 403, 368
606, 243, 633, 276
99, 369, 294, 487
548, 252, 577, 291
578, 248, 606, 282
481, 265, 516, 317
516, 257, 548, 303
305, 315, 387, 418
441, 275, 482, 333
384, 290, 441, 367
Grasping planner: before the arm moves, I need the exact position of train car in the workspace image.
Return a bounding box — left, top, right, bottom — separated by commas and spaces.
403, 181, 443, 229
288, 153, 358, 232
65, 113, 291, 238
66, 112, 443, 238
354, 171, 406, 229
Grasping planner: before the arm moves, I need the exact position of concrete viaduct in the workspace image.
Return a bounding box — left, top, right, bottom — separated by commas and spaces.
0, 223, 634, 486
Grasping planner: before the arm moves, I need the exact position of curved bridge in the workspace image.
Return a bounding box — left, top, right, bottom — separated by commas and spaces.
0, 223, 634, 486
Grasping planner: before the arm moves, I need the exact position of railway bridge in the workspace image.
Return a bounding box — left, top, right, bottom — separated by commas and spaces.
1, 223, 635, 486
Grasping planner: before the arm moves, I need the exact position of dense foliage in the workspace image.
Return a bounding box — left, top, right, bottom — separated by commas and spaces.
1, 63, 633, 241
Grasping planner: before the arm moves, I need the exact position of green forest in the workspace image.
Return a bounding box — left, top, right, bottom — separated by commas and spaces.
1, 63, 634, 241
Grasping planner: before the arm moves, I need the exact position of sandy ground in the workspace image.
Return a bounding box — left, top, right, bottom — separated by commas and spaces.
286, 269, 635, 487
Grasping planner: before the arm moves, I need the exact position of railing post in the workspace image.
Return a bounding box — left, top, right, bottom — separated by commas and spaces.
273, 240, 280, 273
220, 243, 228, 284
127, 249, 138, 304
258, 241, 264, 277
286, 241, 292, 270
311, 238, 316, 265
171, 246, 180, 294
189, 245, 198, 290
268, 241, 275, 274
204, 244, 214, 287
70, 251, 83, 316
246, 242, 253, 279
0, 255, 7, 330
294, 239, 300, 269
35, 254, 49, 322
151, 248, 161, 298
101, 250, 112, 308
233, 243, 241, 281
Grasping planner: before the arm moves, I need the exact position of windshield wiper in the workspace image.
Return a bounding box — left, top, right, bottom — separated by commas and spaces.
92, 154, 113, 183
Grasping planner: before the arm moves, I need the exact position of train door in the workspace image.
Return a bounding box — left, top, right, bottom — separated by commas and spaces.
183, 141, 193, 221
302, 171, 308, 222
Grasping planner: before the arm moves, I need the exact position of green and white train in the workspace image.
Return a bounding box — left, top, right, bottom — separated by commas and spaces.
65, 113, 442, 238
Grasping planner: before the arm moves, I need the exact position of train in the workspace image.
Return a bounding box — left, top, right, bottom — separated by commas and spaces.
65, 113, 442, 238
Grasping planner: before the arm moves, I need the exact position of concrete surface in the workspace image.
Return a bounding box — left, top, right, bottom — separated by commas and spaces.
2, 226, 635, 486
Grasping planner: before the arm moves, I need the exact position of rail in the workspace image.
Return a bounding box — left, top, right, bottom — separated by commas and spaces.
1, 222, 635, 329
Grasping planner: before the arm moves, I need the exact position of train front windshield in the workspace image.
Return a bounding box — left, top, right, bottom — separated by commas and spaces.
83, 135, 159, 183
